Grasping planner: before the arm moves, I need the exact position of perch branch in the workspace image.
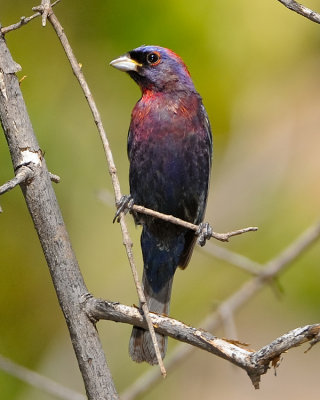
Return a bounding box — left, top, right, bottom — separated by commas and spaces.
121, 221, 320, 399
86, 296, 320, 389
131, 203, 258, 242
276, 0, 320, 24
44, 6, 166, 374
99, 189, 261, 274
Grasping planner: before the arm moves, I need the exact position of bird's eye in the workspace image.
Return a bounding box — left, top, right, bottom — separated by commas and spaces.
146, 52, 161, 65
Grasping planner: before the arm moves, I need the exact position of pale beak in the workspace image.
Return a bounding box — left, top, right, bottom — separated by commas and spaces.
110, 55, 142, 72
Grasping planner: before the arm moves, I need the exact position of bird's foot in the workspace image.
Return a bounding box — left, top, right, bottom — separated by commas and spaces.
196, 222, 213, 246
113, 194, 134, 223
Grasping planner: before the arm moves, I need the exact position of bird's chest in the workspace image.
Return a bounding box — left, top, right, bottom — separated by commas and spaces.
128, 98, 209, 218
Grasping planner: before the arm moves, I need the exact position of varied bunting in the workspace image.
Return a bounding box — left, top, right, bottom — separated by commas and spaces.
110, 45, 212, 364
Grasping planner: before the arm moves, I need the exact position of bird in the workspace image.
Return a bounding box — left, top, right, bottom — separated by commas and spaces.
110, 45, 212, 365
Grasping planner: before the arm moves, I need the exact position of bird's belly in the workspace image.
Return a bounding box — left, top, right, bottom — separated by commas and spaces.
129, 134, 209, 224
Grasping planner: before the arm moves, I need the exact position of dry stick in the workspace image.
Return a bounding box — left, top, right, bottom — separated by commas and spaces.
0, 0, 60, 34
201, 241, 262, 275
44, 8, 166, 376
132, 204, 258, 242
0, 355, 86, 400
87, 299, 320, 389
120, 221, 320, 400
0, 28, 118, 400
276, 0, 320, 24
99, 188, 261, 275
0, 165, 33, 195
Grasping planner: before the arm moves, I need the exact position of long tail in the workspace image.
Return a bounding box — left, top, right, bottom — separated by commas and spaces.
129, 226, 185, 364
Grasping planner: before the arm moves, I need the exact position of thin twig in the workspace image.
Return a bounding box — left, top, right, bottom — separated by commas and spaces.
86, 297, 320, 389
132, 204, 258, 242
0, 355, 86, 400
45, 8, 166, 375
276, 0, 320, 24
120, 221, 320, 399
99, 188, 261, 275
0, 166, 33, 195
0, 0, 60, 34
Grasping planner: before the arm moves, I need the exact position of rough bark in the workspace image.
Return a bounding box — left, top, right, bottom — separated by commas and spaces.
0, 28, 118, 400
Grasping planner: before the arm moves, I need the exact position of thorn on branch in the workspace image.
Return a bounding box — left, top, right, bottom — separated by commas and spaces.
0, 165, 34, 196
49, 172, 60, 183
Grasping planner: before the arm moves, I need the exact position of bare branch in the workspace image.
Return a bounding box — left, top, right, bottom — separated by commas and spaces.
86, 297, 320, 389
131, 204, 258, 242
0, 27, 118, 400
276, 0, 320, 24
201, 241, 262, 275
0, 165, 33, 195
45, 8, 166, 375
100, 188, 260, 274
32, 0, 53, 27
0, 0, 60, 34
121, 221, 320, 399
0, 354, 86, 400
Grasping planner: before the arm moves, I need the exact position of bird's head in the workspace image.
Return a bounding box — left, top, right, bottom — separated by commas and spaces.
110, 45, 196, 94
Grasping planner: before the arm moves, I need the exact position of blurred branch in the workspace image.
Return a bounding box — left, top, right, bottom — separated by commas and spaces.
86, 297, 320, 389
44, 5, 166, 375
0, 22, 118, 400
201, 241, 262, 275
121, 221, 320, 399
276, 0, 320, 24
0, 355, 86, 400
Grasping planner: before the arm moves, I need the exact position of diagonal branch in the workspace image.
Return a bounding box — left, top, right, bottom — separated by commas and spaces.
0, 0, 60, 34
0, 165, 33, 195
85, 297, 320, 389
0, 355, 86, 400
44, 5, 166, 375
120, 221, 320, 399
0, 19, 118, 400
276, 0, 320, 24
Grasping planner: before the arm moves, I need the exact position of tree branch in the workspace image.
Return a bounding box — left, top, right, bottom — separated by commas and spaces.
0, 0, 60, 34
120, 221, 320, 399
276, 0, 320, 24
85, 296, 320, 389
0, 23, 118, 400
44, 5, 166, 375
0, 165, 33, 195
131, 204, 258, 243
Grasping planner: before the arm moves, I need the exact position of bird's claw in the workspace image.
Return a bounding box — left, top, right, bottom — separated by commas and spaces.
196, 222, 213, 246
113, 195, 134, 223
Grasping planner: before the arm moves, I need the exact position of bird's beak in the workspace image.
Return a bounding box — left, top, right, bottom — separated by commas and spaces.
110, 55, 142, 72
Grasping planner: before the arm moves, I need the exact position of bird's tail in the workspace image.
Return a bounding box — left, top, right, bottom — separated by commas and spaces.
129, 226, 184, 364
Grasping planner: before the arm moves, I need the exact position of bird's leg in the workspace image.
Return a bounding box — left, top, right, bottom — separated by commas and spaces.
113, 194, 135, 223
196, 222, 213, 246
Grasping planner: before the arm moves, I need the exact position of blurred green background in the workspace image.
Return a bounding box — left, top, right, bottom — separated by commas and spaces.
1, 1, 320, 399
